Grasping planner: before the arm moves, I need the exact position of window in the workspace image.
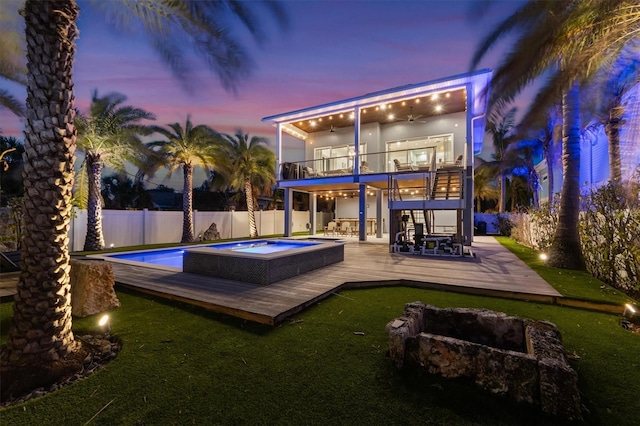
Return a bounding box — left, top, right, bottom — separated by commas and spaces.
314, 144, 366, 172
386, 134, 453, 171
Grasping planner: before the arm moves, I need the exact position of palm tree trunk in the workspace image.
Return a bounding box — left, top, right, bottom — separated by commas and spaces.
1, 0, 80, 368
245, 178, 258, 238
548, 84, 585, 270
181, 163, 195, 243
499, 174, 506, 213
544, 147, 555, 206
605, 104, 624, 182
83, 153, 105, 251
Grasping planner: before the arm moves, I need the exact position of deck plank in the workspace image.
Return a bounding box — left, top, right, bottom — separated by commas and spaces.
108, 236, 560, 325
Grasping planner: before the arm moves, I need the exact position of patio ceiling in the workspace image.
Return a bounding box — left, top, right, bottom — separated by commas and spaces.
291, 88, 466, 134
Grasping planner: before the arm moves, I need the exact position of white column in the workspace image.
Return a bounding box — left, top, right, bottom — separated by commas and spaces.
464, 83, 474, 245
354, 107, 361, 175
276, 122, 283, 180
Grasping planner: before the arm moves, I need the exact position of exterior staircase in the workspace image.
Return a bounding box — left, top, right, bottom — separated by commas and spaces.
431, 168, 463, 200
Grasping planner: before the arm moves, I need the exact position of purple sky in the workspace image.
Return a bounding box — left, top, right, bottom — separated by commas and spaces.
2, 0, 529, 144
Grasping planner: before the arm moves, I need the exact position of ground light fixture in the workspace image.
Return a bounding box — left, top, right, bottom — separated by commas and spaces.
623, 303, 636, 318
99, 314, 111, 334
539, 253, 548, 261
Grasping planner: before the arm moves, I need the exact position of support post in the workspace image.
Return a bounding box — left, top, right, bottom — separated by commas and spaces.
359, 183, 367, 241
309, 193, 317, 235
376, 189, 383, 238
283, 188, 293, 237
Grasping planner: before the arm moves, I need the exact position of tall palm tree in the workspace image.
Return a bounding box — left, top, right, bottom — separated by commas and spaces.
471, 0, 640, 269
214, 131, 276, 238
148, 118, 220, 243
75, 90, 155, 251
1, 0, 287, 381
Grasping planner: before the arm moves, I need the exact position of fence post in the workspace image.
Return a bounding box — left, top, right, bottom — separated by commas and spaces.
142, 208, 148, 245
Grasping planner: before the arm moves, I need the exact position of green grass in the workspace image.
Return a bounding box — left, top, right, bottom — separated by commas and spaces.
2, 236, 639, 425
2, 286, 639, 425
496, 236, 635, 305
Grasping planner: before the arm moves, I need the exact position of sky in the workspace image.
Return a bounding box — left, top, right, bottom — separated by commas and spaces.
1, 0, 529, 186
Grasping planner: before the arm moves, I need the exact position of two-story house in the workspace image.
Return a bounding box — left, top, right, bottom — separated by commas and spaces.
262, 69, 492, 249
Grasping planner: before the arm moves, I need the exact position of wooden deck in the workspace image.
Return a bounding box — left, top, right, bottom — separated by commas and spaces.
109, 236, 561, 325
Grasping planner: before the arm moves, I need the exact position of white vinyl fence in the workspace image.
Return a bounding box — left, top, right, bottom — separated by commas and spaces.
70, 209, 311, 252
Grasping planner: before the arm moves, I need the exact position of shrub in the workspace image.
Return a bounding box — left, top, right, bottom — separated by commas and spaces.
509, 172, 639, 299
579, 175, 640, 298
494, 213, 514, 237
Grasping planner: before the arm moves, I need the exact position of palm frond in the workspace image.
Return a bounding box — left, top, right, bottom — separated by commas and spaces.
72, 160, 89, 209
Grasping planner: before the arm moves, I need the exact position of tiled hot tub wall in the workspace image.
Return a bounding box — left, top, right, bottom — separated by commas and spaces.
386, 302, 582, 421
183, 241, 344, 285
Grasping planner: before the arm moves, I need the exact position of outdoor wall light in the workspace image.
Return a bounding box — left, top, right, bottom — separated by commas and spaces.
539, 253, 548, 261
623, 303, 636, 318
99, 314, 111, 334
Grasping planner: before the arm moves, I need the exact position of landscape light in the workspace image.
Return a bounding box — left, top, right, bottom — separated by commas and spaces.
539, 253, 548, 261
99, 314, 111, 334
624, 303, 636, 318
109, 243, 115, 248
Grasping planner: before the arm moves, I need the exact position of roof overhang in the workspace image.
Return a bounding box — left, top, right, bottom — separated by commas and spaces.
262, 69, 492, 154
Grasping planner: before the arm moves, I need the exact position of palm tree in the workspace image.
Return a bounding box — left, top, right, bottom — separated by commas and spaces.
473, 163, 500, 212
582, 43, 640, 182
75, 90, 155, 251
214, 131, 276, 238
0, 0, 26, 118
1, 0, 287, 381
471, 0, 640, 269
148, 118, 220, 243
484, 107, 518, 212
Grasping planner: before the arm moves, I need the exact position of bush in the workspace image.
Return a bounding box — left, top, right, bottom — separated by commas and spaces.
579, 176, 639, 298
510, 173, 639, 299
494, 213, 514, 237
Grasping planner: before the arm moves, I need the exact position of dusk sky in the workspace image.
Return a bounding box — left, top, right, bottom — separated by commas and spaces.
1, 0, 531, 185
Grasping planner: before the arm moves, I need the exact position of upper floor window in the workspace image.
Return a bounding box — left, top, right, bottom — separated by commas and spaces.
386, 134, 453, 171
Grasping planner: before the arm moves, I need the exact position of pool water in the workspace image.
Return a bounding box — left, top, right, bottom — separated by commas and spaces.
108, 239, 321, 269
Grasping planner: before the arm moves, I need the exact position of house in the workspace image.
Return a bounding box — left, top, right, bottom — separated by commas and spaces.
262, 70, 492, 247
536, 82, 640, 203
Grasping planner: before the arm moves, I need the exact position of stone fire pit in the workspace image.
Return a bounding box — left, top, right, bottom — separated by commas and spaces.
386, 302, 581, 421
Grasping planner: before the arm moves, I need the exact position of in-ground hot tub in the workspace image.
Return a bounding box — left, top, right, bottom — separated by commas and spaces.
183, 239, 345, 285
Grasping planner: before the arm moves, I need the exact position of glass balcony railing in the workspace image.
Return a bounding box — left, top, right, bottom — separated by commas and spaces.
280, 148, 461, 180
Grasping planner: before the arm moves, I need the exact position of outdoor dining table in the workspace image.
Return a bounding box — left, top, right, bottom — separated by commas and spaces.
335, 218, 377, 235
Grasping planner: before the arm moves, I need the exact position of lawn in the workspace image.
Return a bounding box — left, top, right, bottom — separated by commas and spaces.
1, 238, 639, 425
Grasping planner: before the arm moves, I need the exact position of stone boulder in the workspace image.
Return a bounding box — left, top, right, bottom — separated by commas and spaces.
202, 222, 221, 241
70, 259, 120, 317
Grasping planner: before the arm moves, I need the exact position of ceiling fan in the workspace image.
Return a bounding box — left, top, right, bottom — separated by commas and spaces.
329, 124, 347, 133
407, 107, 425, 123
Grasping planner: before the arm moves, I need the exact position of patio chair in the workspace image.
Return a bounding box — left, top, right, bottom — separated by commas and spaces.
324, 221, 337, 236
337, 221, 352, 236
394, 159, 414, 172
